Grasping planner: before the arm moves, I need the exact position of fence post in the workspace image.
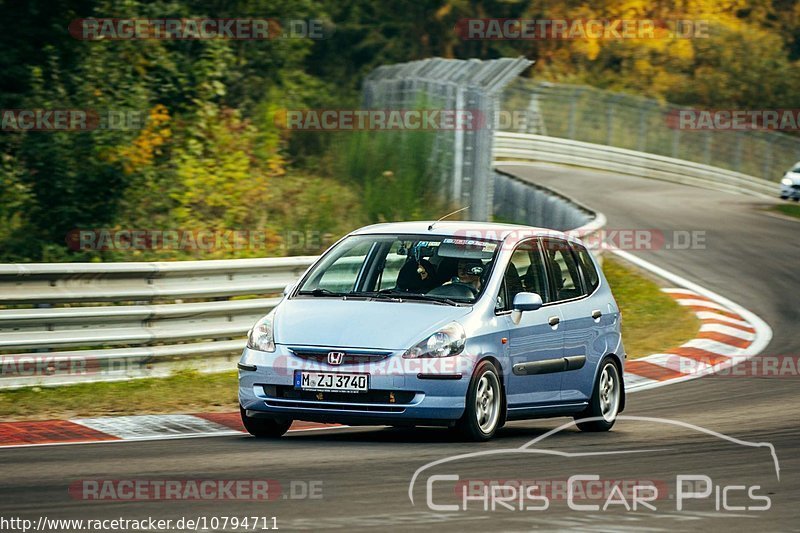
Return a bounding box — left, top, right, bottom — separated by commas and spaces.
567, 88, 578, 140
637, 103, 648, 153
763, 135, 773, 179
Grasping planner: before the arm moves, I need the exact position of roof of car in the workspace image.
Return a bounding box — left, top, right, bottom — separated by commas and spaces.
350, 220, 575, 243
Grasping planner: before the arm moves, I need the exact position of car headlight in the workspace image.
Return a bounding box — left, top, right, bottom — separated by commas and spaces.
781, 177, 793, 186
403, 322, 466, 358
247, 314, 275, 352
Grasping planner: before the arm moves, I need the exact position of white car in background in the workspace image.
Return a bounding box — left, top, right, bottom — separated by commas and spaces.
780, 163, 800, 201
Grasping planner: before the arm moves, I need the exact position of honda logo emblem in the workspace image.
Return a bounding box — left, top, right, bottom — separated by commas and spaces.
327, 351, 345, 365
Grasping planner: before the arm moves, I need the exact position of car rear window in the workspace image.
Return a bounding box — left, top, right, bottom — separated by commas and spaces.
574, 243, 600, 293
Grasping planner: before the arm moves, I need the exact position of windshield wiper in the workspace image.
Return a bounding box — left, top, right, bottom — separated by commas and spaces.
297, 288, 347, 297
359, 289, 461, 306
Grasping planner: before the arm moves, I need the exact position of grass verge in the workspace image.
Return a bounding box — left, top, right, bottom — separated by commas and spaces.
771, 203, 800, 219
0, 258, 700, 421
0, 370, 238, 421
603, 256, 700, 359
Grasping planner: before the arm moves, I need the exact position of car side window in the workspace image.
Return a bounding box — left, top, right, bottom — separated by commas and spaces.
496, 239, 549, 311
573, 243, 600, 293
543, 238, 585, 301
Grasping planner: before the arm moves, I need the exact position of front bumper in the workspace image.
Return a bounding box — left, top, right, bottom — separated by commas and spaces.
238, 346, 476, 425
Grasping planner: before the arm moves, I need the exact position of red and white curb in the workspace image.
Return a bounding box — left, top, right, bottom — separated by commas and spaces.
625, 288, 761, 390
0, 413, 341, 449
614, 249, 773, 393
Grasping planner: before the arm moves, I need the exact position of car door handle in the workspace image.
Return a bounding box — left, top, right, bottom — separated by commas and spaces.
591, 310, 602, 320
548, 316, 560, 327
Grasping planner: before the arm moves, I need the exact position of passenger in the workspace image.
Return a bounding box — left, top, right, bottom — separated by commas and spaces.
396, 258, 437, 293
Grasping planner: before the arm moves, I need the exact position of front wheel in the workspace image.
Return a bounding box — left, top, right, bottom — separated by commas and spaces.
240, 406, 292, 438
455, 360, 503, 441
575, 358, 621, 432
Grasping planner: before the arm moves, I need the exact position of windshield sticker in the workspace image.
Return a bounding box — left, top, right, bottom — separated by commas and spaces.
442, 238, 497, 252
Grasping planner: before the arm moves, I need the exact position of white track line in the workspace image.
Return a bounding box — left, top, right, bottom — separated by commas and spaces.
0, 422, 351, 450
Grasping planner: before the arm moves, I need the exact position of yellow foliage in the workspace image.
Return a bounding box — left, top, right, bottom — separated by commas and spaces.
113, 104, 172, 175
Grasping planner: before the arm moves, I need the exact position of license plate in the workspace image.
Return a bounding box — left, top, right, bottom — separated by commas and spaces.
294, 371, 369, 393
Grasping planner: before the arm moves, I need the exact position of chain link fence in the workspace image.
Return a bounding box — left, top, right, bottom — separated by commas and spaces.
362, 57, 532, 221
501, 79, 800, 181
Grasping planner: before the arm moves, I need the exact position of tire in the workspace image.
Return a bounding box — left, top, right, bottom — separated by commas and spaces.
575, 358, 622, 432
780, 195, 788, 200
240, 406, 292, 438
793, 197, 800, 202
455, 360, 503, 441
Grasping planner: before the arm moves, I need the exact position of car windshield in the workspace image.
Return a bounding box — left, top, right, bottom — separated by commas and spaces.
295, 234, 501, 304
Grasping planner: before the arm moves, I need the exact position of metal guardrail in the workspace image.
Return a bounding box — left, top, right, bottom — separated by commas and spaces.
494, 131, 777, 198
493, 169, 593, 231
0, 257, 316, 388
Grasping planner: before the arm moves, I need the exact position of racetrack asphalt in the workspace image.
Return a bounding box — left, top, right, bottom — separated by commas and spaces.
1, 164, 798, 532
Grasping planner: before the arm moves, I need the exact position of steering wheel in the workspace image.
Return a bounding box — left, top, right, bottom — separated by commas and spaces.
448, 281, 479, 297
427, 281, 478, 300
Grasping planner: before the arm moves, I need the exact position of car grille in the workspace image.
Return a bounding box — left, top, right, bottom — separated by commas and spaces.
792, 184, 800, 190
288, 347, 393, 365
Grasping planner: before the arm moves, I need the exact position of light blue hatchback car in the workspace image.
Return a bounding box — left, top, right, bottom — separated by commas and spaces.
239, 221, 625, 441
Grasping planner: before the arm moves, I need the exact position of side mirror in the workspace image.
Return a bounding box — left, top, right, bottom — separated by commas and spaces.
283, 283, 295, 297
513, 292, 543, 312
511, 292, 543, 325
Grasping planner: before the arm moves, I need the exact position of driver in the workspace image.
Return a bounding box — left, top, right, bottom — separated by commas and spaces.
445, 258, 484, 292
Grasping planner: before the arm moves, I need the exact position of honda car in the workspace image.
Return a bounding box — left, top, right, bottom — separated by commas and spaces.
238, 221, 625, 441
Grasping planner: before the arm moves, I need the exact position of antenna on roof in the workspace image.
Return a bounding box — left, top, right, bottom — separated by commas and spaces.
428, 206, 470, 231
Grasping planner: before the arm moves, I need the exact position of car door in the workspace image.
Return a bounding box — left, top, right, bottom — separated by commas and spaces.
499, 238, 564, 407
541, 238, 598, 403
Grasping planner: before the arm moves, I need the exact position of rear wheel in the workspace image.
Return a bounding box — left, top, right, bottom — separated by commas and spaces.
455, 360, 503, 441
575, 358, 621, 432
240, 406, 292, 438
